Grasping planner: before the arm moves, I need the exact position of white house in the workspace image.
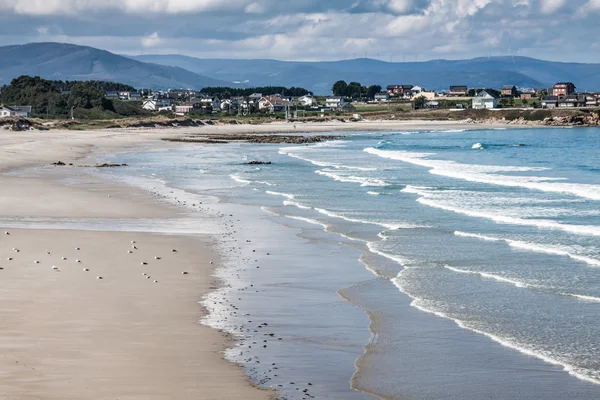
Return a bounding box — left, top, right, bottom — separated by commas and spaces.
374, 93, 390, 102
325, 96, 348, 110
297, 95, 317, 107
142, 99, 173, 111
200, 96, 220, 110
472, 90, 498, 109
0, 105, 32, 118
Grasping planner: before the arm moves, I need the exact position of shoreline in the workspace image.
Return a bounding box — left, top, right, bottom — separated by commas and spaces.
0, 132, 275, 399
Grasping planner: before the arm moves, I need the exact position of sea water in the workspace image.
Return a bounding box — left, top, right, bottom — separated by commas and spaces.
98, 128, 600, 399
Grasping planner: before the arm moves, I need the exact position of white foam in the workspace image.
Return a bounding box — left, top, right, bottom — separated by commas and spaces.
314, 207, 420, 231
454, 231, 600, 267
283, 200, 311, 210
230, 173, 251, 184
404, 186, 600, 237
265, 190, 295, 200
443, 265, 535, 288
560, 293, 600, 303
366, 241, 408, 266
285, 215, 329, 230
367, 191, 381, 196
472, 143, 484, 150
366, 147, 600, 201
283, 152, 376, 171
315, 169, 389, 187
391, 272, 600, 386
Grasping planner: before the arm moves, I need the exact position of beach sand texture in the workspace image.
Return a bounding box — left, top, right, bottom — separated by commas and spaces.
0, 129, 275, 399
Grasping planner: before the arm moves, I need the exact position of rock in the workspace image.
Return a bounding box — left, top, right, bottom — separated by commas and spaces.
52, 161, 67, 166
245, 161, 273, 165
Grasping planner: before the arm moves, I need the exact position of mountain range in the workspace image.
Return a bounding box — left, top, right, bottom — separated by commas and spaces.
2, 42, 600, 94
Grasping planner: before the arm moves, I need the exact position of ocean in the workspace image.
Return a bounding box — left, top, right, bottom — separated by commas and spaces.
98, 127, 600, 399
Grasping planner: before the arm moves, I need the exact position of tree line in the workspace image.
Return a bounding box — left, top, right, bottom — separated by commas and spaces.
331, 80, 382, 99
0, 75, 146, 119
200, 86, 310, 98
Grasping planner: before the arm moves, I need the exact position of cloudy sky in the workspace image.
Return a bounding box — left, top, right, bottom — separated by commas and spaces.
0, 0, 599, 62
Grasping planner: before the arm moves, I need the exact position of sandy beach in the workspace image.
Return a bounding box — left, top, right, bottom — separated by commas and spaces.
0, 127, 279, 399
0, 118, 513, 399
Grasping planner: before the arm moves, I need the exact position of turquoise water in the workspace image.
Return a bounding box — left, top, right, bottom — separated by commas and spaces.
100, 127, 600, 399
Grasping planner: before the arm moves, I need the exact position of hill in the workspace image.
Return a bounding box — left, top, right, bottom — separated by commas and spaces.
0, 43, 229, 90
131, 54, 600, 94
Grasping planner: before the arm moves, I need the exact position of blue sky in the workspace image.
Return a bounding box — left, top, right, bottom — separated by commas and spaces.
0, 0, 599, 62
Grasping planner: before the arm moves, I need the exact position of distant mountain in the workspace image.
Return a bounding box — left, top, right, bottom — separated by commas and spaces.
132, 54, 600, 94
0, 43, 229, 90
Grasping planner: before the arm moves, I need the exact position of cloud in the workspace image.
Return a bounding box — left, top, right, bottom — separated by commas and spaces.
141, 32, 161, 48
0, 0, 598, 62
539, 0, 567, 13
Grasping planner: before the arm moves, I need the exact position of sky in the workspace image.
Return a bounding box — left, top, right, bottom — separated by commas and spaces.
0, 0, 599, 62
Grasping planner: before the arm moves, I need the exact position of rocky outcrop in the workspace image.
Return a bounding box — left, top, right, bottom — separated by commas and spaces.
163, 134, 341, 144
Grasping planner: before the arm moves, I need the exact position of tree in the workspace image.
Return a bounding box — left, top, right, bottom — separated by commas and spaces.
509, 97, 515, 107
366, 85, 382, 100
413, 95, 426, 109
347, 81, 362, 98
522, 98, 529, 105
332, 80, 348, 96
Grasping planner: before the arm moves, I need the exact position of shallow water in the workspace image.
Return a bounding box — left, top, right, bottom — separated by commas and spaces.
97, 127, 600, 399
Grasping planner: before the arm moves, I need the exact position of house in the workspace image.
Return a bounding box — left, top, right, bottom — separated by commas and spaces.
374, 92, 390, 102
420, 91, 437, 100
449, 86, 468, 96
129, 92, 142, 101
386, 85, 413, 96
501, 85, 518, 97
105, 91, 119, 99
325, 96, 348, 110
541, 95, 558, 109
472, 90, 498, 109
553, 82, 576, 96
0, 105, 32, 118
174, 103, 197, 115
142, 99, 173, 111
297, 95, 317, 107
581, 93, 598, 107
259, 96, 293, 113
520, 92, 535, 99
199, 96, 220, 110
558, 95, 586, 108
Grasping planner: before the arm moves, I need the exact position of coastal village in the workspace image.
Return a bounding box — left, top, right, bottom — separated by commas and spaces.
0, 80, 595, 120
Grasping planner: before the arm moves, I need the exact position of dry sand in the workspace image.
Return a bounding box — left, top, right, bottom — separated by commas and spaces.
0, 118, 507, 399
0, 129, 275, 399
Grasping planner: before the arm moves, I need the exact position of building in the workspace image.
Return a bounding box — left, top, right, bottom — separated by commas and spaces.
105, 91, 119, 99
420, 91, 437, 100
374, 92, 390, 102
386, 85, 413, 96
0, 105, 32, 118
297, 95, 317, 107
541, 95, 558, 108
581, 93, 598, 107
520, 92, 535, 99
174, 104, 197, 115
558, 95, 586, 108
129, 92, 142, 101
449, 86, 468, 96
472, 90, 498, 109
325, 96, 348, 109
501, 85, 518, 97
200, 96, 220, 110
142, 99, 173, 111
553, 82, 576, 96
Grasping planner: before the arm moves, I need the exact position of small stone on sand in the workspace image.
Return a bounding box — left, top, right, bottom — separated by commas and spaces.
52, 266, 58, 270
7, 258, 13, 261
153, 280, 158, 283
155, 256, 161, 260
4, 231, 9, 235
62, 257, 67, 260
75, 247, 80, 250
76, 260, 81, 263
83, 268, 89, 271
141, 262, 147, 265
182, 271, 188, 275
96, 276, 103, 280
34, 261, 39, 264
